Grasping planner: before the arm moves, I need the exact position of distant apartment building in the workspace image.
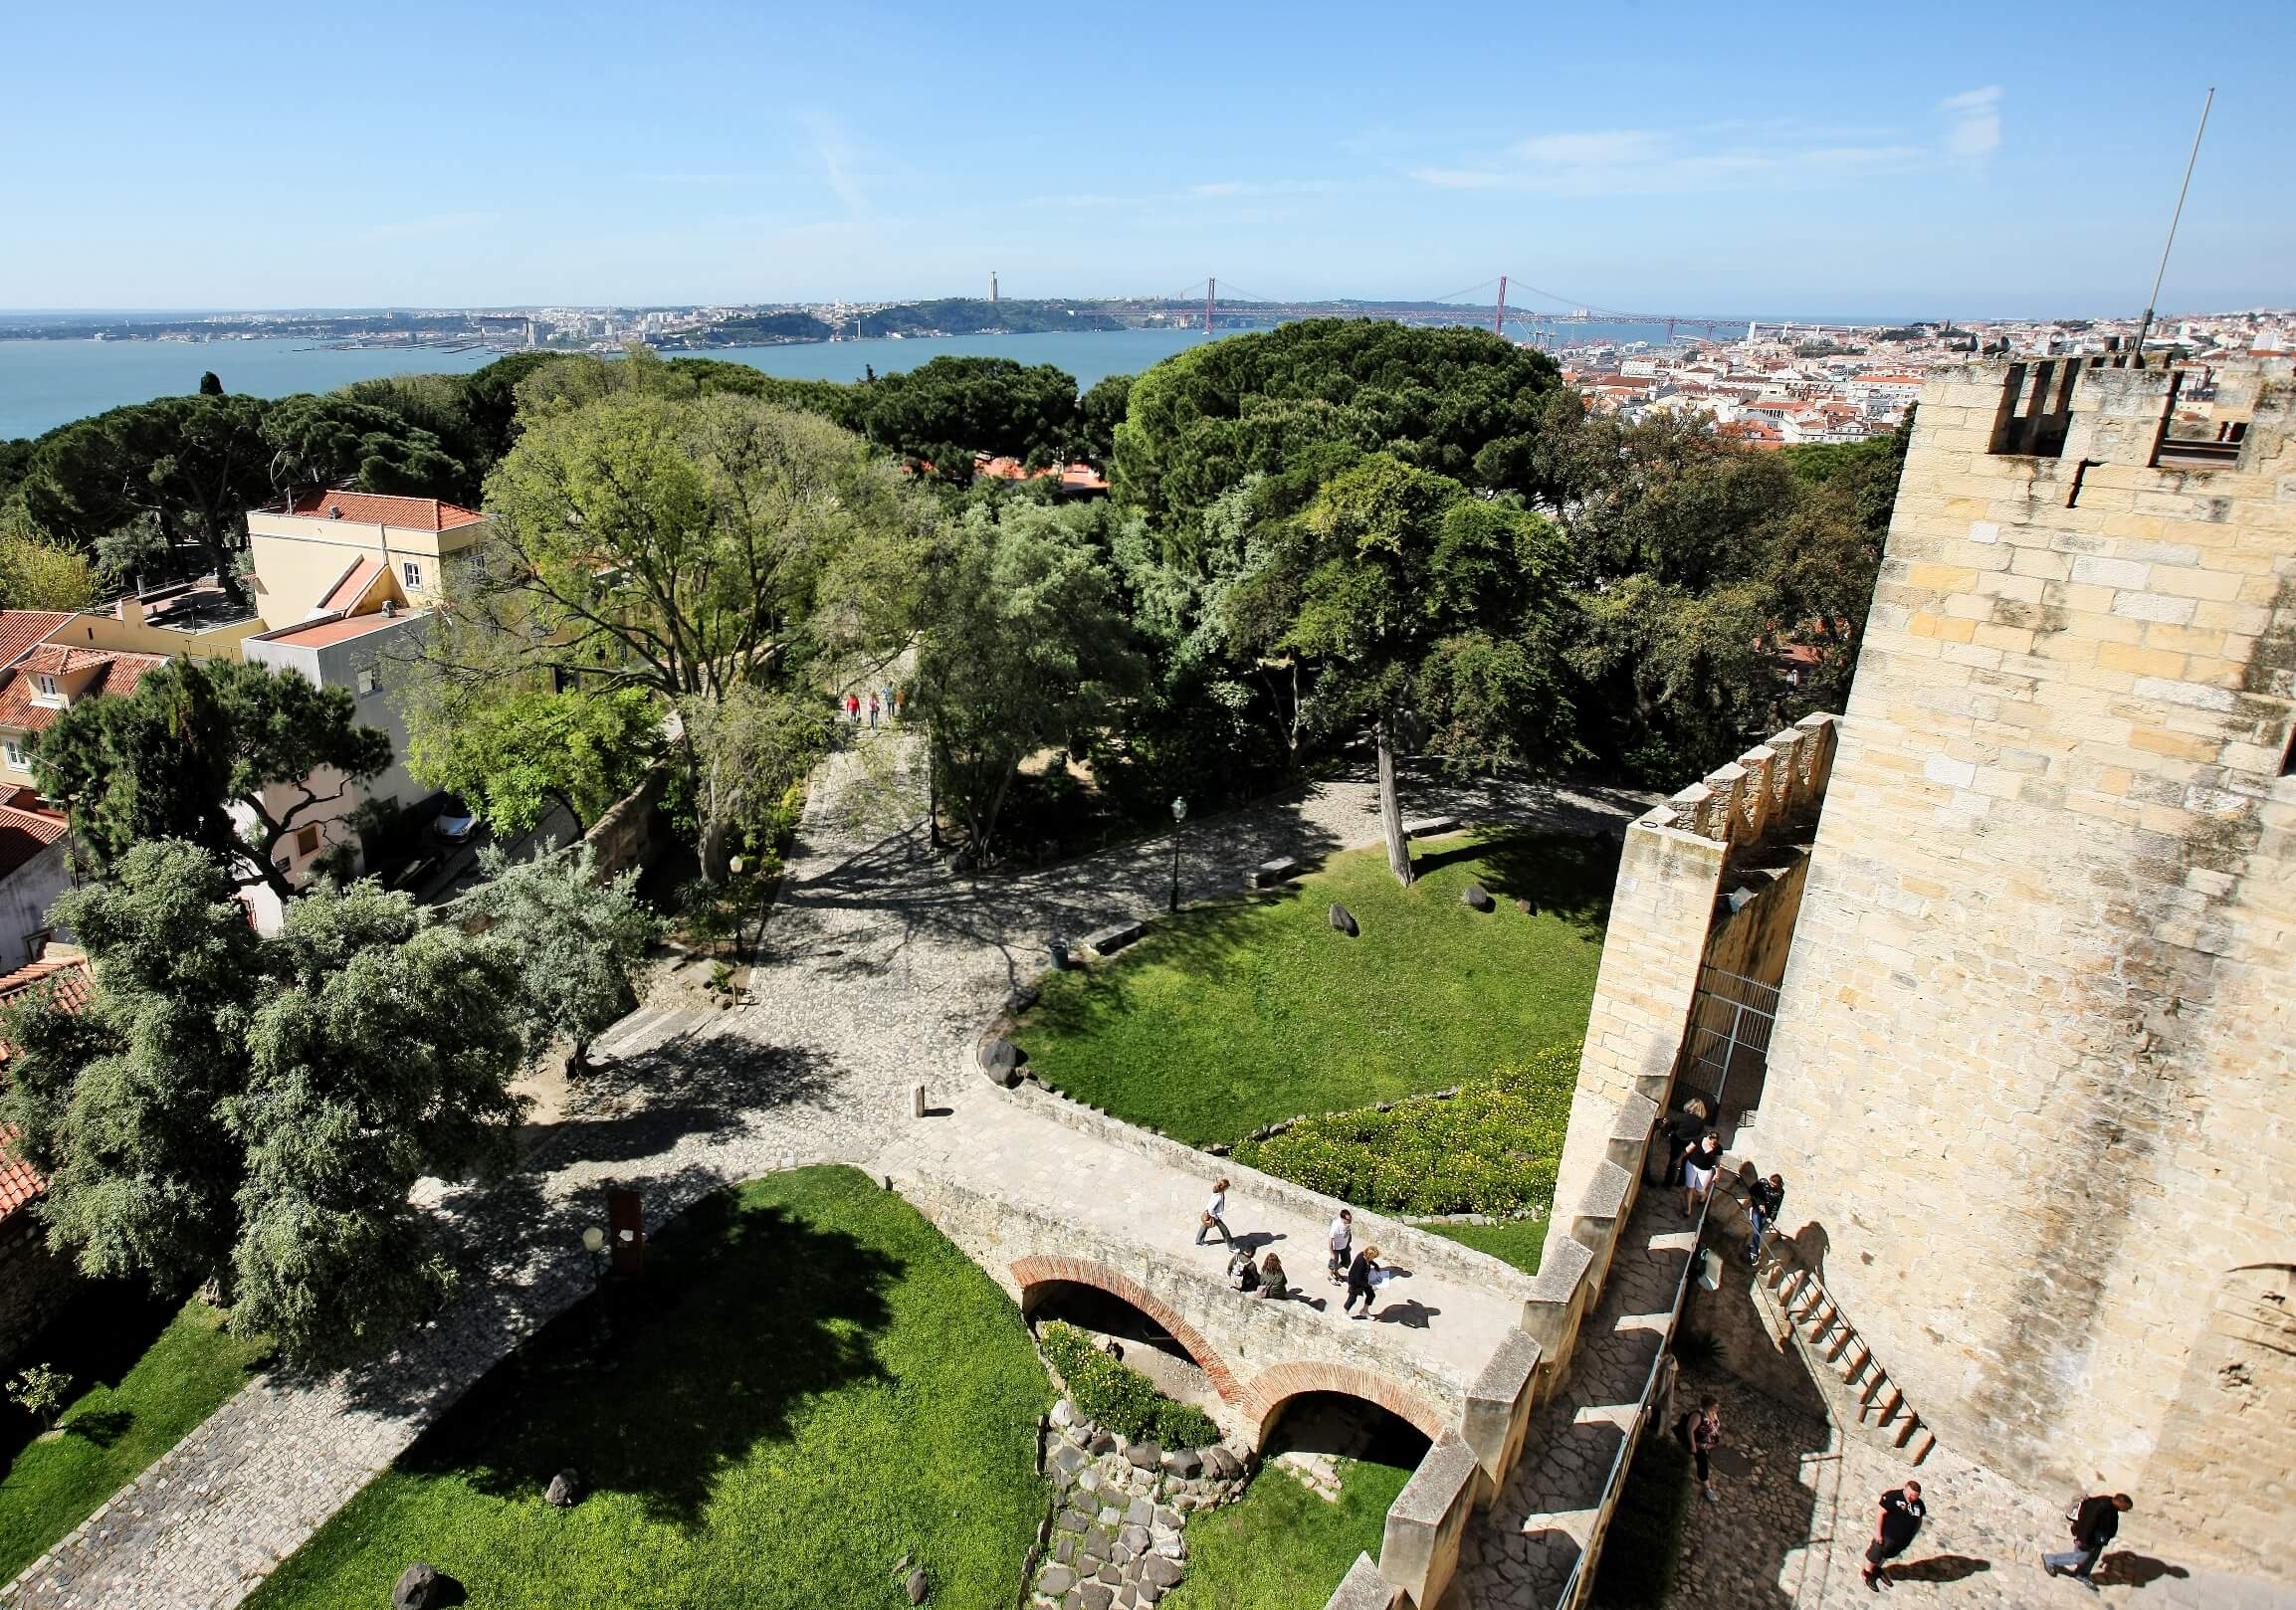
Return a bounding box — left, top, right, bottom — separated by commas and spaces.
245, 490, 491, 630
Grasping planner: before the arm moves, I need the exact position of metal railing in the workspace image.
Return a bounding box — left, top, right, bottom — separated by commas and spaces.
1550, 1141, 1713, 1610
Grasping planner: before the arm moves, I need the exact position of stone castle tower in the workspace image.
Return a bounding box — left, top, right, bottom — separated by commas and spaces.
1752, 354, 2295, 1576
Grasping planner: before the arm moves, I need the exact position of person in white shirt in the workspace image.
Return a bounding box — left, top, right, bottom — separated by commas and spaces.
1196, 1177, 1231, 1246
1328, 1209, 1354, 1284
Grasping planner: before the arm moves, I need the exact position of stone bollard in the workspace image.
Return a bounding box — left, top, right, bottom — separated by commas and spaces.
912, 1084, 928, 1118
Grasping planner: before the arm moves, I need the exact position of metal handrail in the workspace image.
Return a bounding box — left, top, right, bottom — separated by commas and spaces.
1550, 1145, 1714, 1610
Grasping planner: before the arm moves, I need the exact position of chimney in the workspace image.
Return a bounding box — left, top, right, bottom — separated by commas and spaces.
117, 592, 143, 629
328, 503, 343, 519
381, 599, 396, 618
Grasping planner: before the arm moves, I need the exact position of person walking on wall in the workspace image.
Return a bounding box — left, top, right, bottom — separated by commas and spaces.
1661, 1097, 1711, 1186
845, 691, 860, 724
1195, 1178, 1231, 1245
2043, 1493, 2132, 1591
1745, 1171, 1786, 1264
1682, 1130, 1724, 1217
1328, 1209, 1354, 1285
1863, 1481, 1928, 1591
868, 692, 881, 728
1344, 1246, 1381, 1318
882, 684, 897, 724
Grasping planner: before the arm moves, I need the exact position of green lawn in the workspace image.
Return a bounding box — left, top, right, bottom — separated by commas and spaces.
0, 1287, 272, 1583
1425, 1217, 1549, 1275
1018, 830, 1611, 1147
1165, 1456, 1414, 1610
244, 1166, 1051, 1610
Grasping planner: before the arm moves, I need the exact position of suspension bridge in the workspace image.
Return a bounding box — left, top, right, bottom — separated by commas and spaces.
1063, 274, 1851, 349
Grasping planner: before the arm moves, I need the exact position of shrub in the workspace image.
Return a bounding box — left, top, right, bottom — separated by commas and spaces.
8, 1363, 75, 1433
1039, 1321, 1221, 1450
1230, 1043, 1576, 1217
1590, 1422, 1692, 1608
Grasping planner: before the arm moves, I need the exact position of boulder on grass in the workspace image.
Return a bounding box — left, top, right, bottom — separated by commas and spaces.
978, 1036, 1022, 1087
1124, 1439, 1162, 1470
1460, 883, 1494, 911
1328, 902, 1358, 937
543, 1468, 582, 1508
905, 1565, 930, 1603
393, 1564, 458, 1610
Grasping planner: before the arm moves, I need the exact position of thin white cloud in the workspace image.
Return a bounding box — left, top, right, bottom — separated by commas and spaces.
1510, 130, 1669, 166
1940, 86, 2003, 162
802, 117, 871, 218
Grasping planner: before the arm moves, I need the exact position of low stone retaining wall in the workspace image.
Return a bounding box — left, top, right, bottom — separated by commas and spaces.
1030, 1397, 1249, 1610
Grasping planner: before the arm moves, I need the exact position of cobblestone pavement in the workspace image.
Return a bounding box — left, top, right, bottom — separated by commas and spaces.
1, 731, 1644, 1610
1445, 1179, 1699, 1609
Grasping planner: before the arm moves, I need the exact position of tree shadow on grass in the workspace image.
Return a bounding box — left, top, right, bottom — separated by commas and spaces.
0, 1282, 190, 1477
1414, 830, 1619, 938
394, 1187, 900, 1530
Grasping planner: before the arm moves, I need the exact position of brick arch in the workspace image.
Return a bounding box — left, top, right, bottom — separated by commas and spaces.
1011, 1255, 1248, 1410
1246, 1360, 1451, 1446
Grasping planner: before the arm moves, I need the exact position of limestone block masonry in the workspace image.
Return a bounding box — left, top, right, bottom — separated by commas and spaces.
1753, 356, 2296, 1580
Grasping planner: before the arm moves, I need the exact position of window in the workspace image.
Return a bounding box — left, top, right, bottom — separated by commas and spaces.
356, 667, 379, 698
1, 740, 22, 769
402, 559, 424, 589
33, 674, 58, 699
296, 824, 320, 857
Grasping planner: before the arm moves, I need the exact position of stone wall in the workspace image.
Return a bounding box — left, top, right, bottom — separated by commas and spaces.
1753, 357, 2296, 1579
0, 1214, 76, 1367
1545, 714, 1836, 1271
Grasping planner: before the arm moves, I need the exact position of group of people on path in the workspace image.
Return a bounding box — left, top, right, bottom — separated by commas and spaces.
1658, 1099, 2138, 1595
1196, 1183, 1394, 1320
841, 683, 903, 728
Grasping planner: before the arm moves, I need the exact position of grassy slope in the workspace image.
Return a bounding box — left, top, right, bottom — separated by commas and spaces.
244, 1166, 1050, 1610
1164, 1458, 1414, 1610
0, 1292, 271, 1582
1017, 831, 1611, 1147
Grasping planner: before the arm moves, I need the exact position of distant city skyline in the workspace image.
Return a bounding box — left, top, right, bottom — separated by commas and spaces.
4, 0, 2292, 316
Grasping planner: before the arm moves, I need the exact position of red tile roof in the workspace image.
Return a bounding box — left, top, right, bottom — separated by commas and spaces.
318, 555, 384, 611
284, 490, 487, 531
0, 803, 68, 882
0, 955, 95, 1225
0, 645, 166, 734
0, 612, 71, 671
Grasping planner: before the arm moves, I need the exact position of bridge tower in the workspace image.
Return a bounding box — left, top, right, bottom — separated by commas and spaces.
1494, 276, 1507, 337
1205, 277, 1215, 335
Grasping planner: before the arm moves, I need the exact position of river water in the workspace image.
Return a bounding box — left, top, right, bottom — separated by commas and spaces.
0, 328, 1228, 440
0, 317, 1692, 441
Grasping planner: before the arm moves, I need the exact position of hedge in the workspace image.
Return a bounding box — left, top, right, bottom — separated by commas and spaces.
1039, 1322, 1222, 1450
1229, 1043, 1575, 1217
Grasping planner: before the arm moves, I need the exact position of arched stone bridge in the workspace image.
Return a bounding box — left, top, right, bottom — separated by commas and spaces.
880, 1081, 1544, 1457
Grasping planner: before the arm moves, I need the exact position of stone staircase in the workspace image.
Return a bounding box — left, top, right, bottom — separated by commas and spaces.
1709, 1186, 1936, 1467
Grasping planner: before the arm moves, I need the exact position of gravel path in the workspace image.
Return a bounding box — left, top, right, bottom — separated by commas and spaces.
1, 730, 1643, 1610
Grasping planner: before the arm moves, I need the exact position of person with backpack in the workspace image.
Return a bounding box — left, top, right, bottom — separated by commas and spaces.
1863, 1481, 1928, 1591
1226, 1243, 1260, 1294
1673, 1394, 1723, 1504
1745, 1172, 1786, 1263
2044, 1492, 2132, 1590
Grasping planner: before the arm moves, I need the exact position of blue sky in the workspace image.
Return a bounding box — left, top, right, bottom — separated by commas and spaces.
3, 0, 2290, 317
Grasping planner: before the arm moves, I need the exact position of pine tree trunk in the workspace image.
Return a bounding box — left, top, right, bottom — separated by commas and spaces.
1377, 723, 1413, 887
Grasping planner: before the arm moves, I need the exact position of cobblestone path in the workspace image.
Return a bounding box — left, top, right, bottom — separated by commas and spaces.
0, 730, 1642, 1610
1446, 1176, 1699, 1608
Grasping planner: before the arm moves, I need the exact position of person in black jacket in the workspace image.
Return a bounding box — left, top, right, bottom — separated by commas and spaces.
2043, 1492, 2132, 1590
1863, 1481, 1927, 1590
1659, 1098, 1710, 1185
1744, 1172, 1786, 1264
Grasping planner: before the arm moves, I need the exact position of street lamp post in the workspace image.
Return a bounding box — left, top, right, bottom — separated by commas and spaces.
1168, 796, 1187, 913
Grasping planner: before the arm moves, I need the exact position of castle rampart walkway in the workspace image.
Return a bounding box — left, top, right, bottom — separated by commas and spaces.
2, 727, 1643, 1610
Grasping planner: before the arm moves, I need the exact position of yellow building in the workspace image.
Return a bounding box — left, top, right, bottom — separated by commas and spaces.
244, 490, 492, 630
